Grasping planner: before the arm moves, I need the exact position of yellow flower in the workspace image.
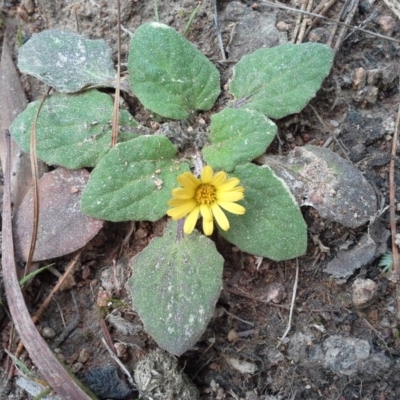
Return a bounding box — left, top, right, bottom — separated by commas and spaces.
167, 165, 245, 236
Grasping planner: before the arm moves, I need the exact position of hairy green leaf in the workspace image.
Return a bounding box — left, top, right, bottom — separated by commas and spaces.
9, 90, 139, 169
128, 22, 220, 119
81, 136, 189, 221
203, 108, 277, 171
220, 163, 307, 260
18, 29, 116, 93
230, 43, 334, 119
129, 221, 224, 355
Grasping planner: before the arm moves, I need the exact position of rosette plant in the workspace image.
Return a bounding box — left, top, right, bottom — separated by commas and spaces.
10, 22, 333, 355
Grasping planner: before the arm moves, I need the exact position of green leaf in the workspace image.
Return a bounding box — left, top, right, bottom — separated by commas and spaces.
19, 264, 54, 287
128, 22, 220, 120
81, 136, 189, 221
18, 29, 116, 93
128, 221, 224, 356
229, 43, 334, 119
9, 90, 139, 169
202, 108, 277, 172
220, 163, 307, 260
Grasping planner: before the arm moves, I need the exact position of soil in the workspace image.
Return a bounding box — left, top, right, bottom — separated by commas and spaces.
1, 0, 400, 399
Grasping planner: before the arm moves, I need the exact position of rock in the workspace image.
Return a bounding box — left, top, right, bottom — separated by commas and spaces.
78, 348, 90, 364
265, 282, 286, 304
352, 67, 366, 90
97, 290, 112, 307
355, 86, 379, 105
16, 376, 61, 400
41, 327, 56, 339
287, 332, 313, 363
260, 145, 378, 230
378, 15, 396, 36
267, 349, 285, 365
367, 69, 382, 86
324, 234, 376, 281
308, 27, 330, 43
84, 365, 132, 399
276, 21, 289, 31
222, 2, 287, 60
114, 342, 128, 360
225, 356, 258, 374
361, 352, 392, 377
352, 278, 378, 308
227, 329, 239, 343
71, 362, 83, 373
323, 335, 370, 376
100, 267, 116, 292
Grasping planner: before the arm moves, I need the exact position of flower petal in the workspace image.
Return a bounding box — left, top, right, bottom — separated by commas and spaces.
184, 206, 200, 234
217, 178, 241, 191
216, 191, 244, 202
167, 200, 197, 220
218, 201, 246, 215
201, 165, 214, 183
210, 171, 227, 186
199, 204, 213, 221
202, 218, 214, 236
211, 203, 230, 231
177, 172, 200, 189
172, 187, 195, 199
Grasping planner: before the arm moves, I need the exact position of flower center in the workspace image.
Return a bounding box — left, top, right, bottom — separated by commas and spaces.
195, 184, 216, 206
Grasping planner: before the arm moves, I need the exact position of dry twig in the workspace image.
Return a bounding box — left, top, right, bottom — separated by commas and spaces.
390, 85, 400, 319
260, 0, 400, 43
111, 0, 122, 147
212, 0, 226, 60
101, 338, 135, 387
2, 134, 92, 399
305, 0, 338, 38
333, 0, 360, 52
296, 0, 314, 44
9, 250, 82, 378
25, 89, 51, 278
276, 259, 299, 348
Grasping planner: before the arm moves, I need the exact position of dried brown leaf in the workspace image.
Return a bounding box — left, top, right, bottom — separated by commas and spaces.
13, 167, 103, 261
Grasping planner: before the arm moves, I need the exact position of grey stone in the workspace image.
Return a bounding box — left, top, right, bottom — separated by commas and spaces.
323, 335, 370, 376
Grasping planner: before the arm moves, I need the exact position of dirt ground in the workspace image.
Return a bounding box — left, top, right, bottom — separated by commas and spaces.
1, 0, 400, 399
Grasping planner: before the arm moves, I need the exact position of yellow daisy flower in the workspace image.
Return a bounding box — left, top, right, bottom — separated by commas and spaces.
167, 165, 245, 236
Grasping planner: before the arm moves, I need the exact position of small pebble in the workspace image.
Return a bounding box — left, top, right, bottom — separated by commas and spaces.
114, 342, 128, 360
227, 329, 239, 343
72, 362, 83, 373
265, 282, 286, 304
135, 227, 147, 239
82, 265, 92, 280
21, 0, 34, 14
85, 365, 132, 399
276, 21, 289, 31
380, 317, 391, 328
285, 133, 295, 143
378, 15, 396, 35
97, 290, 112, 307
100, 268, 115, 292
352, 278, 378, 308
352, 67, 366, 90
60, 274, 76, 291
329, 120, 339, 127
367, 69, 382, 86
356, 86, 379, 105
308, 27, 329, 43
41, 327, 56, 339
78, 348, 90, 364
